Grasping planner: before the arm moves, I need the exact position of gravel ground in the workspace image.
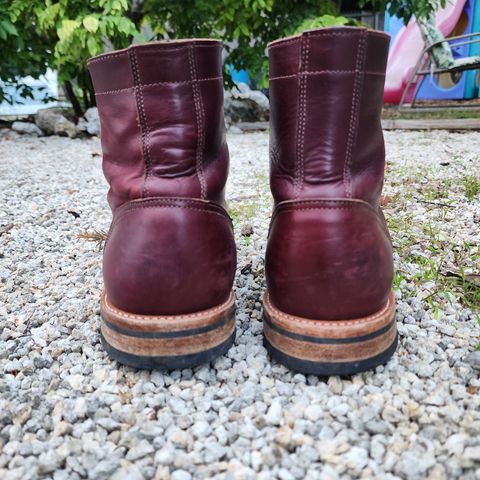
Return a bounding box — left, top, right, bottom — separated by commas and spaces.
0, 129, 479, 480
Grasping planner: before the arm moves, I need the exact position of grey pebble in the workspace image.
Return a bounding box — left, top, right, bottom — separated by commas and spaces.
171, 470, 192, 480
464, 351, 480, 370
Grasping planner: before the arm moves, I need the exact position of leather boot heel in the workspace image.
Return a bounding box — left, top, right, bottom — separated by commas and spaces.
263, 290, 397, 376
264, 27, 397, 375
100, 291, 236, 369
88, 40, 237, 368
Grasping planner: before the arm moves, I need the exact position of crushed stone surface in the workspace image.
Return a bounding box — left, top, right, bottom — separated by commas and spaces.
0, 129, 479, 480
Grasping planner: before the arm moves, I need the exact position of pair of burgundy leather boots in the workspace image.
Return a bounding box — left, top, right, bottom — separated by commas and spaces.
88, 27, 397, 376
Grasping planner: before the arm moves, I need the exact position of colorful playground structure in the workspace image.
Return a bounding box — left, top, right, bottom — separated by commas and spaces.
384, 0, 480, 104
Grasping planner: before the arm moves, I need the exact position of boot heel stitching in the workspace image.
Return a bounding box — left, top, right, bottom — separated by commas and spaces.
103, 291, 234, 322
188, 46, 207, 199
129, 50, 152, 198
264, 292, 392, 326
111, 203, 230, 230
343, 30, 367, 199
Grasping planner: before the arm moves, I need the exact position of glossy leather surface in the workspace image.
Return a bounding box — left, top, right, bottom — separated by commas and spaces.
88, 40, 229, 209
88, 40, 235, 315
266, 199, 393, 320
266, 27, 393, 319
104, 198, 236, 315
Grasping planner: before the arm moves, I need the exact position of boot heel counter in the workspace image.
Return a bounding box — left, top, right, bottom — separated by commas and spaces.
103, 198, 236, 315
265, 199, 393, 320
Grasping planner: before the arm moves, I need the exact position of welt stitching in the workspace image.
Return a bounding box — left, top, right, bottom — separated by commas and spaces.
105, 292, 233, 321
343, 30, 367, 199
95, 76, 223, 96
188, 46, 207, 199
265, 293, 392, 326
129, 50, 152, 198
269, 71, 385, 81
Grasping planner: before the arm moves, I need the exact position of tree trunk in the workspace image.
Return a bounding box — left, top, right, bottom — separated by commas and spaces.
63, 81, 83, 118
88, 86, 96, 107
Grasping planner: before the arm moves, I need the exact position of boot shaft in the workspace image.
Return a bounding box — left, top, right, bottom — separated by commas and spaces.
88, 40, 228, 210
268, 27, 389, 205
265, 27, 393, 321
88, 41, 237, 365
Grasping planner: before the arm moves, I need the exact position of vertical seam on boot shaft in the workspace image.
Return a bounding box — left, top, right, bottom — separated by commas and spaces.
343, 30, 368, 199
300, 38, 309, 197
129, 49, 152, 198
188, 45, 207, 199
294, 36, 309, 199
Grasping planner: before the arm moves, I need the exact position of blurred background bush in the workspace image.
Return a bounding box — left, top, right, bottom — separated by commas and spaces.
0, 0, 444, 117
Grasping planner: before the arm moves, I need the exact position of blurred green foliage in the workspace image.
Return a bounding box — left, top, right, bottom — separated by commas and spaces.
1, 0, 445, 116
361, 0, 445, 25
292, 14, 359, 34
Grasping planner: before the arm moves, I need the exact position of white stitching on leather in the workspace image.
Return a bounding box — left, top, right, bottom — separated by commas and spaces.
294, 36, 309, 199
188, 46, 207, 199
94, 76, 223, 96
264, 291, 393, 326
268, 31, 364, 51
343, 30, 367, 199
103, 291, 234, 321
129, 49, 152, 198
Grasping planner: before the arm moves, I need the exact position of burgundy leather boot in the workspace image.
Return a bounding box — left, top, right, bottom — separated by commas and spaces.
263, 27, 397, 375
87, 40, 236, 369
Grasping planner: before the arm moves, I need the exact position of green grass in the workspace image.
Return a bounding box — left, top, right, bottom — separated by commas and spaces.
463, 176, 480, 201
420, 179, 453, 201
386, 189, 479, 313
228, 171, 271, 230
